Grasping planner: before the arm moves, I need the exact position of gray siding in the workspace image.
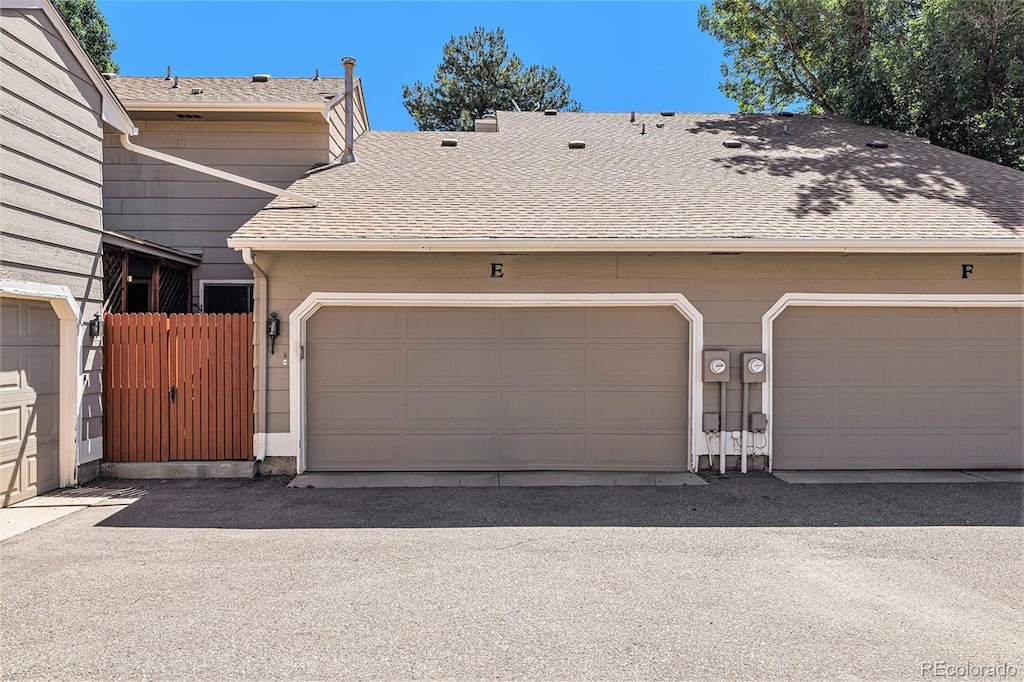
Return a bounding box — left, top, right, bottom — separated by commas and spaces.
102, 119, 330, 307
255, 252, 1023, 437
0, 6, 106, 449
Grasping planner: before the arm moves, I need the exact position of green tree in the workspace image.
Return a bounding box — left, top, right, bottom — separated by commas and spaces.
402, 27, 581, 131
698, 0, 1024, 169
54, 0, 118, 74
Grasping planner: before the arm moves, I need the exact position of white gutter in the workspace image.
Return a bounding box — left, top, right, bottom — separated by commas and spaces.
227, 237, 1024, 254
241, 248, 269, 463
118, 133, 318, 207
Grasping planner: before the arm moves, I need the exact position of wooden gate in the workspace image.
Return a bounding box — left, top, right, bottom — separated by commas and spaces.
103, 313, 253, 462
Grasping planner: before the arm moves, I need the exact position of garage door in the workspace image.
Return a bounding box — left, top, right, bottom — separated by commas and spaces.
1, 297, 61, 506
306, 306, 688, 471
773, 306, 1023, 470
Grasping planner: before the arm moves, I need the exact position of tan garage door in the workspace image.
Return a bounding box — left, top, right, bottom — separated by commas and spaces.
306, 306, 688, 471
773, 306, 1023, 470
1, 297, 61, 506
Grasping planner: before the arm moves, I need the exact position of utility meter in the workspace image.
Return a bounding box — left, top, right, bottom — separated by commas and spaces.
702, 350, 731, 382
741, 352, 767, 383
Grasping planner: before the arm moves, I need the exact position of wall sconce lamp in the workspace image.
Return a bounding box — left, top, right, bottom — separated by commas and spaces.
267, 311, 281, 354
87, 312, 102, 339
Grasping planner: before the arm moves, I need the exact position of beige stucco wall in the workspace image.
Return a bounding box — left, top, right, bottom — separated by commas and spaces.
251, 251, 1023, 438
0, 6, 108, 458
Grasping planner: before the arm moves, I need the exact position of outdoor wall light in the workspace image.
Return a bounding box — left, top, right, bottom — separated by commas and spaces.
267, 311, 281, 354
87, 312, 102, 339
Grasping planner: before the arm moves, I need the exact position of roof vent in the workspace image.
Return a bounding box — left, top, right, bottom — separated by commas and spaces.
190, 87, 203, 95
441, 139, 458, 147
866, 140, 889, 149
252, 74, 271, 83
568, 140, 585, 149
474, 114, 498, 133
778, 111, 795, 117
656, 122, 665, 129
165, 65, 172, 81
174, 113, 203, 120
101, 72, 116, 80
170, 76, 179, 89
630, 111, 635, 123
660, 111, 675, 117
313, 68, 320, 82
723, 139, 742, 148
544, 109, 558, 116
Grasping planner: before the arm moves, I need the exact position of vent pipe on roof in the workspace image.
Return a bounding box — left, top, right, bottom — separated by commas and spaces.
313, 68, 320, 81
171, 76, 179, 89
165, 65, 172, 81
340, 56, 357, 164
630, 111, 635, 123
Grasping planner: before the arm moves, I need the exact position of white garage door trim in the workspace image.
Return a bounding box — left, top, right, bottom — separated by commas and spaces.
1, 281, 82, 489
290, 293, 705, 474
761, 293, 1024, 472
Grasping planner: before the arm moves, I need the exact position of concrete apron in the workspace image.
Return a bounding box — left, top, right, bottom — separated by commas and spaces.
288, 472, 708, 488
0, 485, 146, 542
772, 470, 1024, 484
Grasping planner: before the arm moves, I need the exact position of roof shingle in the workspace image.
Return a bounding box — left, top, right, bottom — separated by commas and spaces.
109, 75, 345, 104
230, 111, 1024, 246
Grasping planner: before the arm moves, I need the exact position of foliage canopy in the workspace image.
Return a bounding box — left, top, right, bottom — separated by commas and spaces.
698, 0, 1024, 169
54, 0, 118, 74
402, 27, 580, 131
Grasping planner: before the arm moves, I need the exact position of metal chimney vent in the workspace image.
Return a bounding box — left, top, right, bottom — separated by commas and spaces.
171, 76, 179, 89
252, 74, 271, 83
441, 139, 458, 147
568, 140, 586, 149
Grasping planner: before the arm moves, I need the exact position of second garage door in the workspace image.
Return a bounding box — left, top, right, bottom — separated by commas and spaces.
773, 306, 1023, 470
305, 306, 688, 471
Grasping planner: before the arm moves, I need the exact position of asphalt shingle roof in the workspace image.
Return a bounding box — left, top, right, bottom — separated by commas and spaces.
109, 75, 344, 104
230, 111, 1024, 244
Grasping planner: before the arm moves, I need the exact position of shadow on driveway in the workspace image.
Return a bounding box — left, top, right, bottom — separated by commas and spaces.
94, 473, 1024, 529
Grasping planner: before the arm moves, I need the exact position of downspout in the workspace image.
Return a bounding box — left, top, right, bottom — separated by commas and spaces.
241, 248, 269, 471
118, 134, 318, 206
340, 56, 357, 164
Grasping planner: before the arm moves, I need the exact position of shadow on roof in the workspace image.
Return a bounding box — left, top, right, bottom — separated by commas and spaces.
689, 116, 1023, 233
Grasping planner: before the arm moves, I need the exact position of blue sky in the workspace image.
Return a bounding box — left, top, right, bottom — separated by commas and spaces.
97, 1, 736, 130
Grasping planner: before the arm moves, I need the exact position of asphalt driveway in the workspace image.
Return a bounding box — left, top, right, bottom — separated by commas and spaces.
1, 474, 1022, 681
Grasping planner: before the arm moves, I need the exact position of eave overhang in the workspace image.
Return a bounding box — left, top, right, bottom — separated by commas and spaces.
226, 237, 1024, 254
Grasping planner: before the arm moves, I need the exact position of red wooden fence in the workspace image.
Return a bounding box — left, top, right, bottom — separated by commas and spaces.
103, 313, 253, 462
